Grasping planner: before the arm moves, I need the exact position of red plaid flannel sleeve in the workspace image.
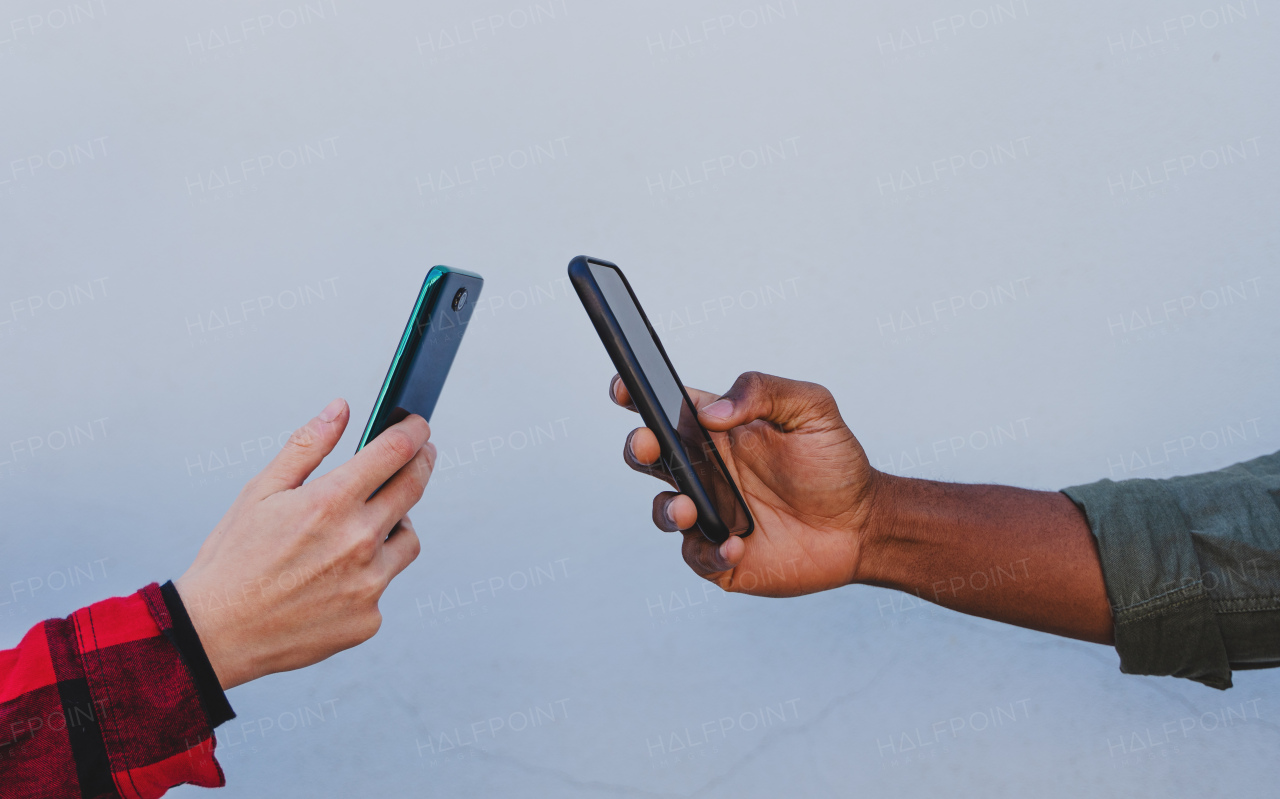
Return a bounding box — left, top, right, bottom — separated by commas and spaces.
0, 583, 226, 798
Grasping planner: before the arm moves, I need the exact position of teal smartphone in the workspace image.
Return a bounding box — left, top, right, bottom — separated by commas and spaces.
357, 266, 484, 452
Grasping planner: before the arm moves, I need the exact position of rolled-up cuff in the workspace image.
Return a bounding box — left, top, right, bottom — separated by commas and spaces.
157, 581, 236, 727
1062, 478, 1232, 689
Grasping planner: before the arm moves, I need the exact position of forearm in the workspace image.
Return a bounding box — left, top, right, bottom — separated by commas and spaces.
859, 474, 1114, 645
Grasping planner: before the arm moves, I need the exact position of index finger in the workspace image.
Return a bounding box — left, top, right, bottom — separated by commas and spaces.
608, 374, 720, 412
330, 414, 432, 499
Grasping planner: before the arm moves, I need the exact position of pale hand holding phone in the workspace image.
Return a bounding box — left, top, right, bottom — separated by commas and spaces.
176, 403, 434, 690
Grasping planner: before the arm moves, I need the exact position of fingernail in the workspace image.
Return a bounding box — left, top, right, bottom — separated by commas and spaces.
318, 398, 345, 422
701, 399, 733, 420
717, 541, 734, 567
661, 501, 678, 531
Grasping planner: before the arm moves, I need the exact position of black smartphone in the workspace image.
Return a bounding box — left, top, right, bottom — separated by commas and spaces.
568, 255, 753, 544
358, 266, 483, 452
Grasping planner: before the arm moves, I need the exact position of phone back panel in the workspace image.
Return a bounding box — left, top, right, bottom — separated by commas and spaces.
358, 267, 483, 451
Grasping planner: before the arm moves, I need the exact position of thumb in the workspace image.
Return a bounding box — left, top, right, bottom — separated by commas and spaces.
252, 398, 350, 497
696, 372, 838, 433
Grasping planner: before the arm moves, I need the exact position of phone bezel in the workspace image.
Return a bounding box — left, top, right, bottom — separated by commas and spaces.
568, 255, 753, 543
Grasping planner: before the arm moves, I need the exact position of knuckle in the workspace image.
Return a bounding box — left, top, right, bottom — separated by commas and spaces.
321, 482, 352, 510
361, 572, 384, 600
352, 534, 379, 564
405, 482, 427, 510
364, 611, 383, 640
681, 541, 695, 564
405, 531, 422, 562
397, 465, 430, 508
287, 424, 318, 451
738, 371, 768, 394
681, 536, 706, 570
309, 489, 346, 527
326, 471, 357, 499
798, 377, 832, 402
798, 380, 838, 418
403, 415, 431, 441
381, 429, 417, 463
343, 570, 383, 607
414, 450, 433, 485
682, 535, 731, 582
815, 388, 839, 415
350, 610, 382, 645
336, 528, 377, 564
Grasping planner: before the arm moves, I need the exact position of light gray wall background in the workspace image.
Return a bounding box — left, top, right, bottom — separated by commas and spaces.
3, 0, 1278, 796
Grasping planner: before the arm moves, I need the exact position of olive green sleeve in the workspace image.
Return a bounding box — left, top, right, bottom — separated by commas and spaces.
1063, 450, 1280, 690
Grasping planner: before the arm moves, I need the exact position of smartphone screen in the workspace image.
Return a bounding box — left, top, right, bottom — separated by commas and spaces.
587, 262, 752, 538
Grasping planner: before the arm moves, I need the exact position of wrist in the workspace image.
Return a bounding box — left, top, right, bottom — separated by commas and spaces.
850, 470, 910, 588
174, 574, 256, 690
159, 581, 238, 726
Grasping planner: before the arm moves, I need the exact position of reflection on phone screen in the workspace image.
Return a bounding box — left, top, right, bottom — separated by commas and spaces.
672, 401, 752, 536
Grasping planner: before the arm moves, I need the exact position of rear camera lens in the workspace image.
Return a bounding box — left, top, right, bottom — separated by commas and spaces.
452, 288, 468, 311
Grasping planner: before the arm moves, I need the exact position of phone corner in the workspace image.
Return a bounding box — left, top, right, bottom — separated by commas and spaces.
567, 255, 591, 279
429, 265, 485, 284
